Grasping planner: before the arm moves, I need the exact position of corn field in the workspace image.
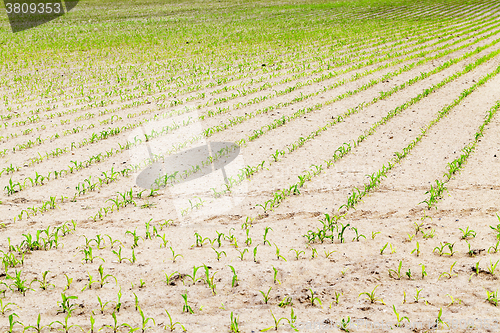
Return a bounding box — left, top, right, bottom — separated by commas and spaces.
1, 0, 500, 332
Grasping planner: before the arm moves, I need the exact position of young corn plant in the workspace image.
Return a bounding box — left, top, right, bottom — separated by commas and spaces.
289, 249, 305, 260
58, 293, 78, 315
261, 310, 290, 332
212, 248, 227, 261
260, 287, 272, 304
392, 305, 410, 327
181, 293, 194, 314
0, 299, 18, 315
388, 261, 403, 280
485, 289, 499, 306
435, 308, 449, 329
338, 317, 351, 332
230, 312, 240, 333
164, 309, 185, 332
359, 285, 385, 305
272, 266, 280, 284
263, 227, 272, 246
169, 247, 183, 263
420, 263, 427, 279
137, 306, 156, 332
102, 312, 133, 332
203, 265, 217, 295
228, 265, 239, 288
411, 242, 420, 257
32, 270, 55, 290
459, 226, 476, 239
308, 289, 322, 307
438, 262, 458, 280
273, 243, 287, 261
486, 259, 500, 275
24, 314, 50, 333
97, 265, 117, 288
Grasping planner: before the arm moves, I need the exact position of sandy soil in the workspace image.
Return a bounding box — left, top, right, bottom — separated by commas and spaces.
1, 1, 500, 332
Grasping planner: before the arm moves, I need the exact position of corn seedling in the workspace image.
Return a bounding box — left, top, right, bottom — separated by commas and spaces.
6, 313, 22, 333
164, 271, 179, 286
324, 249, 336, 259
371, 231, 380, 239
459, 226, 476, 239
64, 274, 73, 291
489, 241, 500, 253
338, 317, 350, 332
308, 288, 322, 307
58, 293, 78, 315
435, 308, 449, 329
133, 292, 139, 311
409, 240, 420, 256
97, 265, 117, 288
227, 265, 239, 287
229, 312, 240, 333
157, 234, 169, 248
278, 295, 293, 308
392, 305, 410, 327
273, 243, 287, 261
235, 248, 248, 261
80, 246, 104, 264
380, 242, 389, 255
351, 227, 365, 241
261, 310, 290, 332
212, 248, 227, 261
414, 289, 425, 303
260, 287, 272, 304
420, 263, 427, 279
97, 296, 113, 314
243, 229, 252, 247
433, 242, 449, 256
125, 229, 143, 249
24, 313, 50, 333
169, 247, 183, 262
164, 309, 185, 332
81, 272, 98, 291
446, 294, 463, 306
0, 299, 17, 315
388, 261, 403, 280
332, 291, 343, 306
6, 270, 34, 295
263, 227, 272, 246
181, 293, 194, 314
185, 265, 203, 285
33, 270, 55, 290
102, 312, 133, 332
272, 266, 281, 284
490, 223, 500, 240
137, 306, 156, 332
485, 289, 499, 306
289, 248, 305, 260
116, 289, 122, 312
486, 259, 500, 275
253, 246, 258, 262
422, 228, 435, 239
359, 285, 385, 304
203, 265, 217, 295
438, 261, 458, 280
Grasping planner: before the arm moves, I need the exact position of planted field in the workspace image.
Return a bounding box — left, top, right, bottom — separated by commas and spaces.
1, 0, 500, 331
